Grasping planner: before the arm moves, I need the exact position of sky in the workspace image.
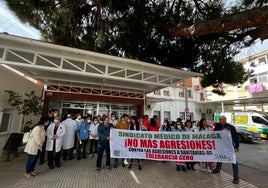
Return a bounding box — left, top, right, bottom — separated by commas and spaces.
0, 0, 267, 61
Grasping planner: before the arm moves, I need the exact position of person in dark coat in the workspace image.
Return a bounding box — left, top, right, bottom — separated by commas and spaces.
212, 115, 240, 184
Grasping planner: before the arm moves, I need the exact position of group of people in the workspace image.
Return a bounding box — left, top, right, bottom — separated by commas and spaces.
23, 112, 240, 184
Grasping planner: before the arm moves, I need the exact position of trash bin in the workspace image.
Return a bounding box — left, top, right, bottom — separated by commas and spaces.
3, 133, 23, 161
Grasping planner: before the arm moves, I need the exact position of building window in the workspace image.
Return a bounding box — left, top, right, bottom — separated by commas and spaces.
164, 111, 170, 120
179, 91, 184, 97
188, 90, 192, 98
154, 90, 161, 95
200, 93, 205, 101
163, 90, 170, 96
258, 57, 266, 65
0, 112, 12, 132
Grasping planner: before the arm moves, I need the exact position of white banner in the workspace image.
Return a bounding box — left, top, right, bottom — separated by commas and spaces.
110, 129, 236, 163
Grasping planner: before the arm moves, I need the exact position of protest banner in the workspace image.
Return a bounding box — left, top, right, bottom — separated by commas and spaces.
110, 129, 236, 163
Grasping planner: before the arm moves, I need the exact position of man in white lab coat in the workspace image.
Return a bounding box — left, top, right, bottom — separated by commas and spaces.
62, 114, 77, 160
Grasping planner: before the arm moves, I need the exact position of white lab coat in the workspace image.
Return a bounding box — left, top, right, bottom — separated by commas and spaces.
46, 123, 66, 152
62, 118, 77, 149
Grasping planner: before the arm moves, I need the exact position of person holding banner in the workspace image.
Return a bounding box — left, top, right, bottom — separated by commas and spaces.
128, 116, 142, 170
185, 120, 197, 171
114, 114, 130, 168
212, 115, 240, 184
199, 118, 214, 173
174, 121, 187, 172
96, 116, 113, 172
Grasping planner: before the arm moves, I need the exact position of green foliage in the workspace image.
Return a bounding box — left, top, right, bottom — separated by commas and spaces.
5, 0, 265, 95
5, 90, 43, 115
5, 90, 43, 131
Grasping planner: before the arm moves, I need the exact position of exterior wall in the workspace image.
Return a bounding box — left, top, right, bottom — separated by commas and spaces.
146, 77, 205, 123
0, 65, 42, 156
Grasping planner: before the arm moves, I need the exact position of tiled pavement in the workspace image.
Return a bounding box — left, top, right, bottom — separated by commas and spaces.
0, 153, 259, 188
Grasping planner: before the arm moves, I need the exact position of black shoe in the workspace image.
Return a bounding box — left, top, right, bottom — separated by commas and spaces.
69, 157, 74, 160
138, 165, 142, 171
56, 165, 61, 168
212, 169, 220, 173
77, 157, 81, 160
122, 163, 125, 168
191, 166, 196, 171
176, 165, 181, 171
39, 162, 44, 165
128, 164, 133, 169
186, 165, 191, 170
182, 166, 187, 172
114, 165, 118, 169
233, 177, 239, 184
82, 156, 87, 159
49, 166, 55, 169
63, 158, 67, 161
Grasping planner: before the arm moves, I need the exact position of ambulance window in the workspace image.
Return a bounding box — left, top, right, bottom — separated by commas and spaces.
252, 116, 262, 124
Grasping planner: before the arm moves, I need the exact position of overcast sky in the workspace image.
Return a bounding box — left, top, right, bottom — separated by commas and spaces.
0, 0, 267, 60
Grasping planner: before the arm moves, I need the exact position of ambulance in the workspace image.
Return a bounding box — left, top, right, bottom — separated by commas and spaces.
214, 111, 268, 139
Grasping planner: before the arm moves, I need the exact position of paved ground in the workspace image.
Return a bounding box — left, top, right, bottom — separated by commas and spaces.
0, 152, 261, 188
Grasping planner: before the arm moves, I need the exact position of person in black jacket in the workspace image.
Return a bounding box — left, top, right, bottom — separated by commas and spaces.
212, 115, 240, 184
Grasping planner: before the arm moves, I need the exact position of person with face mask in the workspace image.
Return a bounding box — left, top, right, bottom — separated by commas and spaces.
110, 113, 118, 128
24, 117, 49, 179
161, 120, 172, 131
114, 114, 130, 168
173, 120, 187, 172
76, 115, 91, 160
46, 115, 66, 169
89, 117, 99, 158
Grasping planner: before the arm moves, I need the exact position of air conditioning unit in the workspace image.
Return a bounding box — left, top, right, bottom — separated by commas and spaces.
194, 85, 200, 90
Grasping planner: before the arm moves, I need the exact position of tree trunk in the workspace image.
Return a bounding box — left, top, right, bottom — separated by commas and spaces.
169, 6, 268, 40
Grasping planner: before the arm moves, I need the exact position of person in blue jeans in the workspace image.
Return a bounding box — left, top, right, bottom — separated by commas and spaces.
212, 115, 240, 184
96, 116, 113, 172
24, 117, 49, 179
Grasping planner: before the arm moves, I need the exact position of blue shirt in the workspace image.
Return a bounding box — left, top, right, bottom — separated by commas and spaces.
77, 122, 91, 140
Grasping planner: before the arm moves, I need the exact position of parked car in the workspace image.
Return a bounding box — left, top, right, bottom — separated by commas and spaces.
235, 126, 262, 143
195, 120, 261, 143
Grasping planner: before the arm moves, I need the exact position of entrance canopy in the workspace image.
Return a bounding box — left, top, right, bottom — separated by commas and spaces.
0, 33, 202, 96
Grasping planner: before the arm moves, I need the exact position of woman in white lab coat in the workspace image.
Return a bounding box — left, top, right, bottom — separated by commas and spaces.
46, 115, 66, 169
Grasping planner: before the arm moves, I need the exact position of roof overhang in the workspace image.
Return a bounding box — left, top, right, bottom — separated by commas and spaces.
198, 96, 268, 106
0, 33, 202, 95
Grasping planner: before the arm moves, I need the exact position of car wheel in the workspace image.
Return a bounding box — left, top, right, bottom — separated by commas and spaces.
237, 133, 244, 143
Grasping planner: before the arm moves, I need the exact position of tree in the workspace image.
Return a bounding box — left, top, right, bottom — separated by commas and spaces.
5, 90, 43, 132
169, 4, 268, 41
4, 0, 267, 95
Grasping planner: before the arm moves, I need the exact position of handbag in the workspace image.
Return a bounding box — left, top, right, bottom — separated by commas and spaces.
22, 131, 31, 144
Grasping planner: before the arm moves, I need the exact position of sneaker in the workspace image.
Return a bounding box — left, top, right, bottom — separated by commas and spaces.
211, 169, 220, 174
106, 166, 111, 170
233, 177, 239, 184
96, 168, 100, 173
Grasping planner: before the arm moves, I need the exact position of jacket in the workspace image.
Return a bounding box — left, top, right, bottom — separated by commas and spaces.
46, 123, 66, 152
24, 125, 45, 155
